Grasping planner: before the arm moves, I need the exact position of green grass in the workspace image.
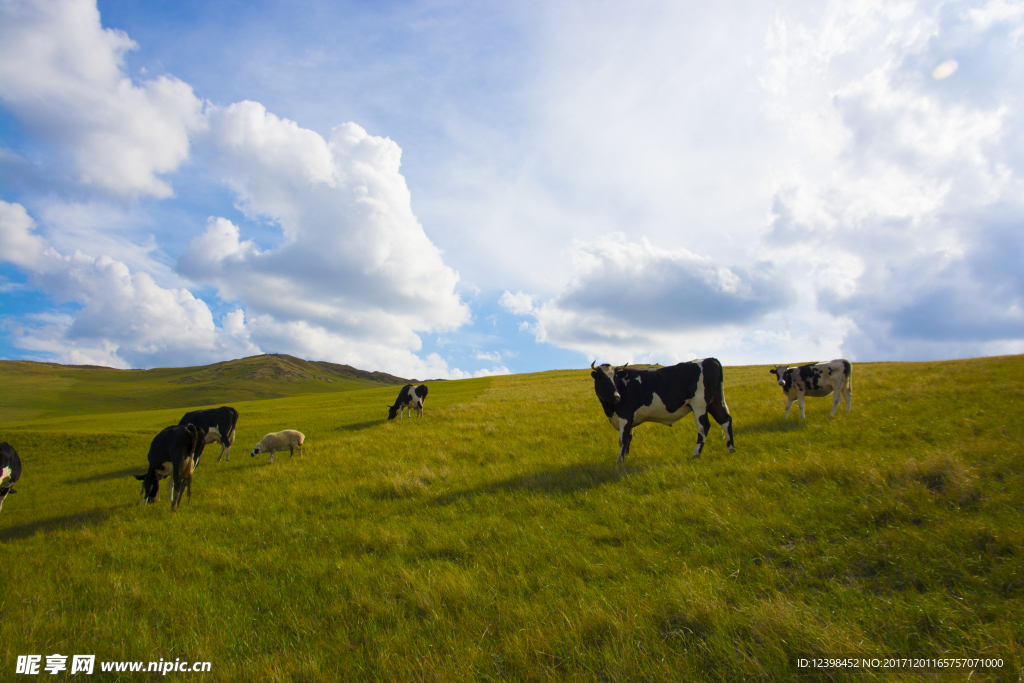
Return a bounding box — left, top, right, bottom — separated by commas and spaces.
0, 353, 409, 422
2, 357, 1023, 681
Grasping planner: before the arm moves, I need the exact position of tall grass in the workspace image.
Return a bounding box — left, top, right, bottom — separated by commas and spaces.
1, 358, 1022, 681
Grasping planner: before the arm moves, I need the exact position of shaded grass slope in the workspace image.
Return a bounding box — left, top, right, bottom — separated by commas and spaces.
0, 353, 411, 421
1, 357, 1023, 681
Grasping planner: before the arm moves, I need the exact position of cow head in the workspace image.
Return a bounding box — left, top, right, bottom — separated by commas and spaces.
591, 361, 621, 406
769, 365, 792, 391
387, 404, 400, 420
134, 470, 160, 504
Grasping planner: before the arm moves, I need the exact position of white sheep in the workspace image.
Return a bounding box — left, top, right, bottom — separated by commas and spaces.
250, 430, 305, 464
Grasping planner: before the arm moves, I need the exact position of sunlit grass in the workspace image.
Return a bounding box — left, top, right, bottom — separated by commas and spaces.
2, 358, 1022, 681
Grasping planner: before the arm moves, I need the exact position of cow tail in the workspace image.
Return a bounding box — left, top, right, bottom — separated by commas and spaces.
843, 359, 853, 393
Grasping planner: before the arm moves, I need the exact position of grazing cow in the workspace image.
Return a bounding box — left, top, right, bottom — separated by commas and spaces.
769, 359, 852, 419
250, 430, 305, 464
134, 425, 199, 512
178, 406, 239, 464
591, 359, 735, 463
0, 442, 21, 513
388, 384, 429, 420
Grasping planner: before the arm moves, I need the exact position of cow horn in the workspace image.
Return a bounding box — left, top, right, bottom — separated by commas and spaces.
591, 360, 596, 369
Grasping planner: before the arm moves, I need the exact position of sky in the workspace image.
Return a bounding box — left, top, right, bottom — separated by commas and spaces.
1, 0, 1022, 378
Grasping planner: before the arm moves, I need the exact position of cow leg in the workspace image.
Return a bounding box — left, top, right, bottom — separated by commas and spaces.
843, 383, 852, 413
269, 450, 275, 464
417, 403, 423, 418
617, 420, 634, 463
829, 390, 842, 418
782, 398, 794, 419
797, 390, 807, 420
708, 401, 735, 454
690, 410, 711, 459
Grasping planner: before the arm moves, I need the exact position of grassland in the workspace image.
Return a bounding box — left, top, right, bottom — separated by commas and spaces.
0, 353, 409, 422
1, 356, 1022, 681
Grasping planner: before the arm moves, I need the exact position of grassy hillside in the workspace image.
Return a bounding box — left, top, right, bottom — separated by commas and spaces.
0, 353, 411, 422
1, 356, 1022, 681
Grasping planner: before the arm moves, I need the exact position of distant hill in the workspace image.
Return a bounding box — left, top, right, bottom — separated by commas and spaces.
0, 353, 412, 422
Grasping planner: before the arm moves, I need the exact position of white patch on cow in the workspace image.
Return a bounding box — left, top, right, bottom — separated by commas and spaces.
0, 466, 10, 487
205, 425, 221, 444
156, 462, 173, 478
632, 392, 694, 427
608, 413, 622, 431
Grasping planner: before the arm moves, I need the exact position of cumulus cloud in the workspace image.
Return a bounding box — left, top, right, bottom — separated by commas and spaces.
0, 200, 258, 368
180, 101, 470, 347
448, 365, 512, 379
0, 0, 206, 198
502, 234, 795, 362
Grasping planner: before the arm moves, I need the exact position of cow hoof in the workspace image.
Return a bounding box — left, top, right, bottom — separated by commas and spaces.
727, 447, 736, 454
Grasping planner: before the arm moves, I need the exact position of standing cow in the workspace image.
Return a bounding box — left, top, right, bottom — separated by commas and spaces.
134, 425, 199, 512
0, 442, 21, 513
769, 359, 852, 419
388, 384, 429, 420
178, 406, 239, 464
591, 359, 735, 463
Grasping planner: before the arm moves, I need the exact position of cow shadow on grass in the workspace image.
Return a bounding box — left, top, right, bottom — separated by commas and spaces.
335, 420, 383, 432
66, 467, 143, 485
432, 462, 644, 506
0, 509, 111, 542
735, 420, 805, 436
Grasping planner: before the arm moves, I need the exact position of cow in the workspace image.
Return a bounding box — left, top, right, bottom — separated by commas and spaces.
178, 406, 239, 465
388, 384, 429, 420
591, 358, 735, 463
1, 442, 21, 513
134, 425, 199, 512
769, 359, 852, 419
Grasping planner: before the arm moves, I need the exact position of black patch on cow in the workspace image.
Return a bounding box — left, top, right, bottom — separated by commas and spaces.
797, 365, 824, 391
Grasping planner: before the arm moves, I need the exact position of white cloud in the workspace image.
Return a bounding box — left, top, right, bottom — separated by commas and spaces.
505, 233, 795, 363
759, 0, 1024, 360
499, 290, 535, 315
446, 364, 512, 379
0, 0, 205, 197
180, 102, 470, 349
0, 201, 259, 368
473, 365, 511, 377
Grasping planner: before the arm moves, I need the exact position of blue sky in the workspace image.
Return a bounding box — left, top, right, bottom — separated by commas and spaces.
1, 0, 1023, 377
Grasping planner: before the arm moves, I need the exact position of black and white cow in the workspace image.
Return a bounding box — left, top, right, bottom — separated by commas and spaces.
134, 425, 199, 512
388, 384, 429, 420
769, 359, 852, 419
0, 442, 22, 513
178, 406, 239, 465
591, 359, 735, 463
